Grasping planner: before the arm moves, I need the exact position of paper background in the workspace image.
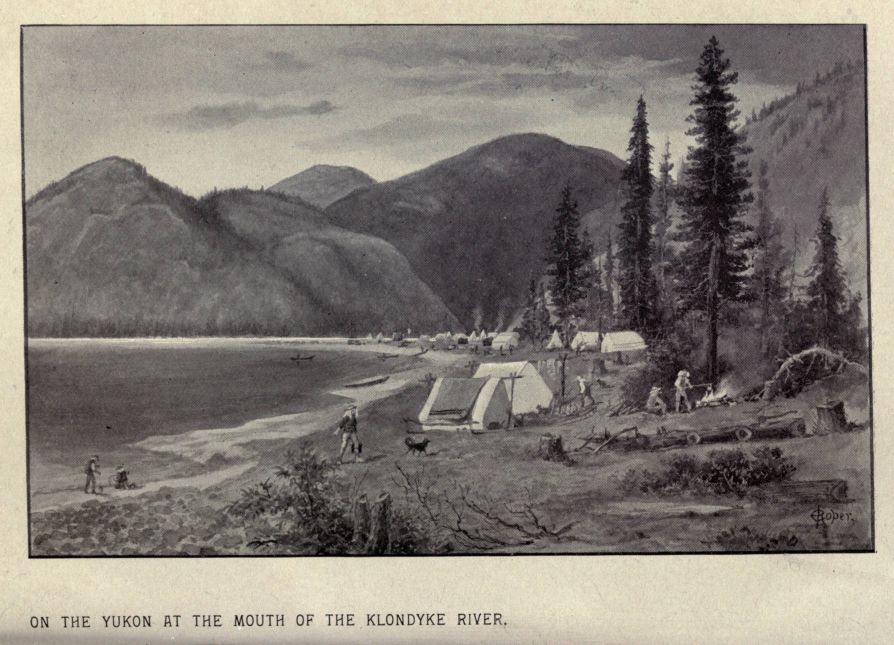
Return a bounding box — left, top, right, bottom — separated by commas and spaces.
1, 1, 891, 642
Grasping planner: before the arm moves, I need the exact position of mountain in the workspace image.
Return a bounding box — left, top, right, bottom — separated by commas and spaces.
326, 133, 624, 329
25, 157, 459, 336
742, 60, 867, 299
269, 165, 376, 209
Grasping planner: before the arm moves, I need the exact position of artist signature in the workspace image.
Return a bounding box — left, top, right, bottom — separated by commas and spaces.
810, 506, 856, 529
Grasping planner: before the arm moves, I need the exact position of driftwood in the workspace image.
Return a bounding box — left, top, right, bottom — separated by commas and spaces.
762, 347, 866, 400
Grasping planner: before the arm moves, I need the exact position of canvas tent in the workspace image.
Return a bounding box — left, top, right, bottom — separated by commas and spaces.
545, 329, 564, 351
468, 331, 481, 344
375, 332, 384, 343
570, 331, 601, 351
417, 377, 510, 432
472, 361, 554, 414
601, 331, 647, 354
491, 332, 520, 351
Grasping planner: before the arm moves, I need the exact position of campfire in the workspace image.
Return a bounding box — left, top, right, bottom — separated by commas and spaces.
695, 380, 735, 408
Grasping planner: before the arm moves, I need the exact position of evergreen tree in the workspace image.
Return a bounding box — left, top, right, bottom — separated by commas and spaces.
587, 257, 607, 333
655, 137, 675, 305
805, 188, 846, 348
677, 36, 753, 385
749, 159, 788, 355
545, 185, 593, 343
617, 95, 658, 334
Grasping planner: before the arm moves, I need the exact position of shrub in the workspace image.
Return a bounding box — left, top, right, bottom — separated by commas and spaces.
614, 447, 796, 498
706, 526, 801, 551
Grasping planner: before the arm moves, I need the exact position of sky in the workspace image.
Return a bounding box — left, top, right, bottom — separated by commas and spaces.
23, 25, 864, 198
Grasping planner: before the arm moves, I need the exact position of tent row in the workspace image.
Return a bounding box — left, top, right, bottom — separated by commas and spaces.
546, 330, 647, 354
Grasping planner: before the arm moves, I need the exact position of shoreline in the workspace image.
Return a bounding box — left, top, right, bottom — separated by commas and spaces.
29, 342, 463, 513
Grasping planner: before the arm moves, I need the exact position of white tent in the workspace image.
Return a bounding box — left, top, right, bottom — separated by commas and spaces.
417, 377, 510, 432
545, 329, 564, 351
375, 332, 384, 343
570, 331, 601, 351
491, 332, 520, 350
472, 361, 554, 414
468, 331, 480, 344
601, 331, 647, 354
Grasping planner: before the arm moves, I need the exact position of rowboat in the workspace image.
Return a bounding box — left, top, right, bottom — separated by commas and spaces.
344, 375, 390, 388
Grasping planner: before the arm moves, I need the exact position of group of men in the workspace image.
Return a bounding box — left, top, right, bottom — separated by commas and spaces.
646, 369, 695, 415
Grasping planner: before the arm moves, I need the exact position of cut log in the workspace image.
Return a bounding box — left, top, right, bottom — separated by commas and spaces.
763, 479, 849, 503
814, 401, 848, 435
365, 492, 392, 554
538, 434, 568, 462
351, 494, 370, 547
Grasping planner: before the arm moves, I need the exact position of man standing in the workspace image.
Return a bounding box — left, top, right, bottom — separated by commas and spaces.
335, 405, 362, 464
675, 370, 693, 413
84, 454, 99, 494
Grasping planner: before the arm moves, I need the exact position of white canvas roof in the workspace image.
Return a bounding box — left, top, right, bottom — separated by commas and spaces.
491, 332, 520, 349
545, 329, 564, 350
418, 377, 510, 431
570, 331, 600, 350
472, 361, 553, 414
601, 331, 647, 353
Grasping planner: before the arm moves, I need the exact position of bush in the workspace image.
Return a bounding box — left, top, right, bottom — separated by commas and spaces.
614, 447, 796, 498
706, 526, 801, 551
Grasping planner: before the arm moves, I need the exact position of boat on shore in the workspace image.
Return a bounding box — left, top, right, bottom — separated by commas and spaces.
344, 375, 390, 388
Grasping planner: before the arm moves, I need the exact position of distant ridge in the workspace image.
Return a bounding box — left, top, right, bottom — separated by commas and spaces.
25, 158, 459, 336
269, 164, 376, 209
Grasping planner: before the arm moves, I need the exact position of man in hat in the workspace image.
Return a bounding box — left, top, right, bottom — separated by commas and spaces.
334, 404, 362, 464
645, 386, 667, 415
576, 375, 594, 408
84, 454, 100, 494
675, 369, 693, 413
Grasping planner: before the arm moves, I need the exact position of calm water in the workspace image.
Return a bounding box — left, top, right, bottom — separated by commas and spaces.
27, 340, 383, 464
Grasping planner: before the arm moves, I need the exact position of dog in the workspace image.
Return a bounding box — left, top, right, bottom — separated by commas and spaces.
404, 436, 430, 455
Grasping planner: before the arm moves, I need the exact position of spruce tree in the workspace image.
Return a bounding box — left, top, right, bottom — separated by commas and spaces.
749, 159, 788, 355
655, 137, 675, 304
677, 36, 753, 385
546, 185, 593, 343
617, 95, 658, 334
806, 187, 846, 348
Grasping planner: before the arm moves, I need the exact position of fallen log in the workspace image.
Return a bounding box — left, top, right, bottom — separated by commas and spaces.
761, 479, 849, 503
587, 427, 640, 456
762, 347, 866, 400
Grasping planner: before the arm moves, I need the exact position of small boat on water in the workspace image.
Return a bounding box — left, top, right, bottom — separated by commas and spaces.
344, 375, 390, 388
289, 354, 315, 362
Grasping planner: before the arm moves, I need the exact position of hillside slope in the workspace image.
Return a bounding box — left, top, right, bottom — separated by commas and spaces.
326, 133, 624, 329
743, 61, 867, 298
25, 158, 459, 336
269, 164, 376, 209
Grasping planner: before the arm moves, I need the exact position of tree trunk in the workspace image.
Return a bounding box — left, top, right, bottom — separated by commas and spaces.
706, 235, 721, 386
365, 492, 392, 554
351, 494, 370, 547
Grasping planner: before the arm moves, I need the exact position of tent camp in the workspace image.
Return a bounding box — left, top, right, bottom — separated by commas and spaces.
491, 332, 520, 351
570, 331, 601, 351
472, 361, 554, 414
545, 329, 564, 351
417, 377, 510, 432
601, 331, 647, 355
468, 331, 481, 344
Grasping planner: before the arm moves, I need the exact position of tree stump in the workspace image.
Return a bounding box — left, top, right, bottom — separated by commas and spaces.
538, 434, 568, 462
365, 492, 392, 554
351, 494, 370, 547
814, 401, 847, 435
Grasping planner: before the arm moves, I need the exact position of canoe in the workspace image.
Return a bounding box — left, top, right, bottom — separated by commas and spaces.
344, 375, 390, 388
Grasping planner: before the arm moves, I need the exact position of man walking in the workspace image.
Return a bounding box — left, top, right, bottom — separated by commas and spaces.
335, 405, 362, 464
675, 370, 693, 413
84, 454, 100, 494
576, 375, 594, 409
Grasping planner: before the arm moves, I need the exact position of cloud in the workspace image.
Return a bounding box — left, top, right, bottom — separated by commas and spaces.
157, 100, 336, 130
260, 50, 313, 72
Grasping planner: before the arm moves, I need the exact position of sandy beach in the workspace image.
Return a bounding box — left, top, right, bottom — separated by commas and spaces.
29, 339, 465, 513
